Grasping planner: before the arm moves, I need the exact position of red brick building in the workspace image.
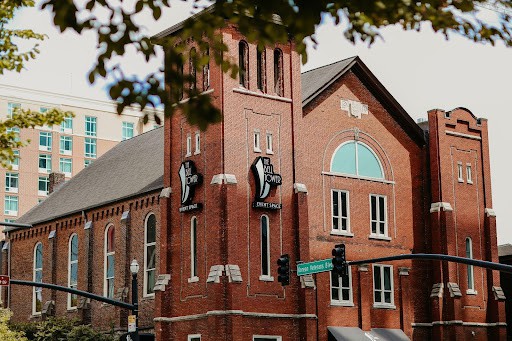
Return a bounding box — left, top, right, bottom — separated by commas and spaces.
2, 16, 506, 341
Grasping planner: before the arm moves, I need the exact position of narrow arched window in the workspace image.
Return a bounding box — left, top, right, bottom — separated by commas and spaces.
178, 54, 184, 100
144, 213, 156, 296
257, 48, 266, 91
33, 242, 43, 315
191, 217, 198, 279
104, 224, 115, 298
203, 45, 210, 91
189, 48, 197, 92
466, 237, 475, 293
68, 234, 78, 309
261, 215, 270, 277
239, 41, 249, 88
273, 48, 283, 96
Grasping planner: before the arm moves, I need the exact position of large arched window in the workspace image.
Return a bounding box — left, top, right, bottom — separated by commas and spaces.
330, 141, 384, 179
466, 237, 475, 293
273, 48, 283, 96
144, 213, 156, 296
260, 215, 270, 277
68, 234, 78, 309
33, 242, 43, 315
190, 217, 198, 279
104, 224, 115, 298
239, 41, 249, 88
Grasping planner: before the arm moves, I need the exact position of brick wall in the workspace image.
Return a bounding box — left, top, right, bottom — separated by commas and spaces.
7, 191, 161, 333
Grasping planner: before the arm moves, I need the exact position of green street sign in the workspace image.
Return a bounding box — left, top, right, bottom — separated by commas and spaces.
297, 258, 333, 276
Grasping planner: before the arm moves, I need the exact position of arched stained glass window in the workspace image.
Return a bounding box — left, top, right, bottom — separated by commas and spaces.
144, 213, 156, 296
331, 141, 384, 179
33, 242, 43, 315
68, 234, 78, 309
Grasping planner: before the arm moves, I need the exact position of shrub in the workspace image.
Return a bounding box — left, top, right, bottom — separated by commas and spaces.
0, 308, 28, 341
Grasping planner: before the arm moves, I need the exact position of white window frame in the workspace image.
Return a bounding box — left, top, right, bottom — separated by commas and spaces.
188, 335, 201, 341
4, 195, 18, 216
254, 129, 261, 153
7, 102, 20, 119
59, 158, 72, 177
38, 176, 49, 196
5, 172, 19, 193
38, 154, 52, 173
331, 189, 351, 235
466, 163, 473, 184
466, 237, 477, 295
188, 216, 199, 282
122, 121, 134, 141
266, 131, 273, 154
84, 138, 97, 158
59, 136, 73, 155
10, 150, 19, 170
186, 134, 192, 157
104, 224, 115, 298
330, 267, 353, 306
61, 116, 73, 134
85, 116, 97, 137
457, 161, 464, 183
194, 131, 200, 155
259, 215, 273, 281
33, 242, 43, 315
373, 264, 395, 308
253, 336, 282, 341
369, 194, 388, 239
144, 213, 156, 297
39, 131, 52, 152
67, 234, 78, 310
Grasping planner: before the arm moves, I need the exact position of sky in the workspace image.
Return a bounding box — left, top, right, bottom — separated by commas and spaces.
3, 2, 512, 244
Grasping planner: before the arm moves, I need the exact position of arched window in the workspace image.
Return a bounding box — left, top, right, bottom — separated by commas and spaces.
178, 54, 184, 100
273, 48, 283, 96
189, 48, 197, 91
33, 242, 43, 315
202, 45, 210, 91
68, 234, 78, 309
144, 213, 156, 296
261, 215, 270, 277
239, 41, 249, 88
191, 217, 198, 279
331, 141, 384, 179
466, 237, 475, 292
104, 224, 115, 298
257, 48, 266, 92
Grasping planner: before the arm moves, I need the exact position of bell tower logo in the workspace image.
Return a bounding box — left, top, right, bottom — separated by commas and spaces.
251, 156, 282, 209
178, 160, 203, 212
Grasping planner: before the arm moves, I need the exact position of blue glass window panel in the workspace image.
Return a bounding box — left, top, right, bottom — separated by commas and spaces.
35, 244, 43, 268
357, 143, 383, 179
331, 142, 356, 175
107, 255, 115, 278
71, 235, 78, 261
70, 263, 78, 285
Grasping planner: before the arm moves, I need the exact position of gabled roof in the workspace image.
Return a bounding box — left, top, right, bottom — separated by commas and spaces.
14, 127, 164, 227
301, 56, 426, 145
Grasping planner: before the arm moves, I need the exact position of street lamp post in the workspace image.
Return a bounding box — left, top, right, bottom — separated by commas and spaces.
130, 259, 140, 341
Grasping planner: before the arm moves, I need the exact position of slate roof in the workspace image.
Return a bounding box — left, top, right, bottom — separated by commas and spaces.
301, 56, 357, 106
14, 127, 164, 227
499, 244, 512, 257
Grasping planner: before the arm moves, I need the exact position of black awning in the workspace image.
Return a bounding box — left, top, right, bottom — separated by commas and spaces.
327, 327, 368, 341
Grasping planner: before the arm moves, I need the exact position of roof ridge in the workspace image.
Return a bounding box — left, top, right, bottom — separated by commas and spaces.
301, 56, 357, 75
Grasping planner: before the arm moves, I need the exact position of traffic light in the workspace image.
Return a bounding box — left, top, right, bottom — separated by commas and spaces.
277, 254, 290, 286
332, 244, 348, 277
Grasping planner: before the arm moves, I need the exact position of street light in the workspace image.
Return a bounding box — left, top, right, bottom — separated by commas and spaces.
130, 259, 139, 341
